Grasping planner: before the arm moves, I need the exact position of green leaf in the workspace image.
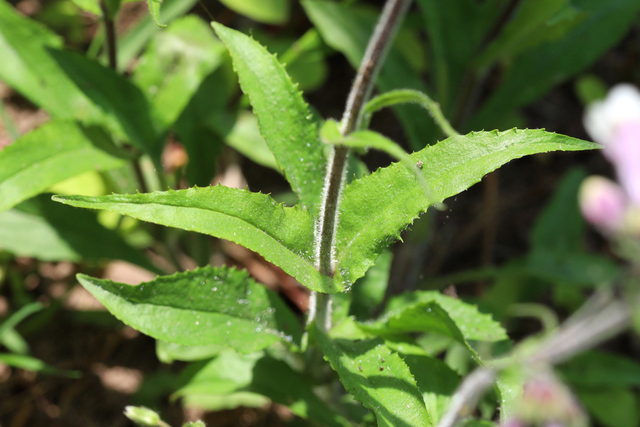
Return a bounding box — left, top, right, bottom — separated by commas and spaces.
361, 291, 507, 356
147, 0, 166, 27
0, 194, 158, 271
470, 0, 640, 129
475, 0, 584, 70
0, 328, 30, 355
578, 388, 639, 427
531, 168, 586, 253
156, 340, 224, 363
132, 15, 227, 131
173, 66, 236, 187
54, 186, 340, 292
104, 0, 122, 18
302, 1, 435, 149
48, 49, 162, 163
527, 168, 619, 287
0, 302, 43, 340
559, 350, 640, 387
176, 350, 349, 426
225, 111, 279, 172
176, 350, 263, 396
527, 250, 619, 288
495, 365, 527, 423
117, 0, 200, 72
334, 129, 598, 288
322, 125, 431, 197
0, 1, 110, 126
364, 89, 458, 138
219, 0, 290, 24
386, 341, 460, 426
76, 266, 303, 352
0, 353, 81, 378
415, 0, 496, 112
387, 292, 507, 344
71, 0, 122, 17
313, 328, 431, 427
0, 120, 130, 213
70, 0, 101, 15
350, 249, 392, 320
280, 29, 329, 92
212, 22, 326, 213
247, 355, 351, 426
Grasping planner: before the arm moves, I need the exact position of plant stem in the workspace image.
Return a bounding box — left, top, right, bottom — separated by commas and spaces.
310, 0, 413, 331
100, 1, 117, 70
339, 0, 412, 136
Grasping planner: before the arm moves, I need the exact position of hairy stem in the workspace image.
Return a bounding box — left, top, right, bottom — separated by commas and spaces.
310, 0, 413, 331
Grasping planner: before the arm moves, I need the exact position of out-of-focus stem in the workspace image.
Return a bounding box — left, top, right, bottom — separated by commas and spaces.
435, 295, 631, 427
100, 1, 117, 70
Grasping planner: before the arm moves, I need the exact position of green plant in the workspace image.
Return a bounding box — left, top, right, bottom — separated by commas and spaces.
1, 0, 639, 426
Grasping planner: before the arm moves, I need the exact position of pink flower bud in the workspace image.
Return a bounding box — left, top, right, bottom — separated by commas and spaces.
579, 176, 627, 232
514, 373, 586, 427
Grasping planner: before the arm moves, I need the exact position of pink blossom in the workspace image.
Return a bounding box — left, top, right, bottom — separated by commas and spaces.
584, 84, 640, 204
579, 176, 627, 232
601, 121, 640, 205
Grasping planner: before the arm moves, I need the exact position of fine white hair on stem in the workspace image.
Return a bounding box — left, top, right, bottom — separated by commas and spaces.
308, 0, 413, 331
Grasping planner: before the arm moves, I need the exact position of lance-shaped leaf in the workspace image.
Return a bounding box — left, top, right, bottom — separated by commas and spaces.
0, 353, 81, 378
211, 22, 326, 214
147, 0, 166, 27
48, 49, 162, 164
386, 341, 460, 426
117, 0, 200, 71
54, 186, 340, 292
469, 0, 640, 129
313, 327, 431, 427
0, 1, 109, 126
132, 15, 227, 132
218, 0, 291, 24
77, 266, 303, 352
0, 120, 131, 213
176, 350, 351, 426
334, 129, 599, 288
0, 194, 159, 272
360, 291, 507, 356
